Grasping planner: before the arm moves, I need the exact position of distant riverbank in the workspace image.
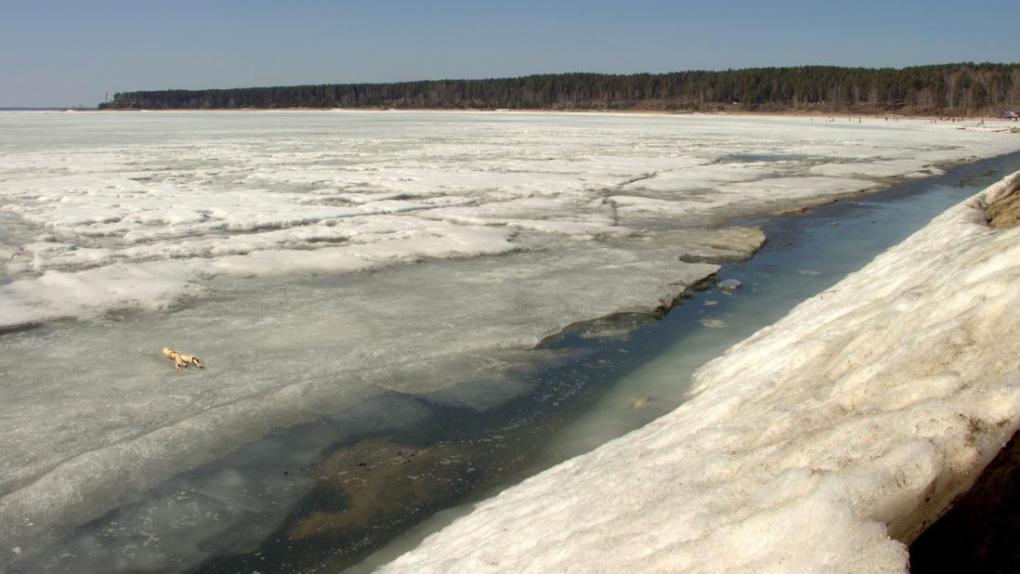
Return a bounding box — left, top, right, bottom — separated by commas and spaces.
94, 106, 1020, 121
99, 63, 1020, 117
60, 106, 1020, 129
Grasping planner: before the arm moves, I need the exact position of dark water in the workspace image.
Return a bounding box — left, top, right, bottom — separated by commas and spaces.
21, 152, 1020, 574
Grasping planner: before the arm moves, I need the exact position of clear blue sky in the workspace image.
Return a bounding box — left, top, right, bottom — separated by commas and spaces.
2, 0, 1018, 107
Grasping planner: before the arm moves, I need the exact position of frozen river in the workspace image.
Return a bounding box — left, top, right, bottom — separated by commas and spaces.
1, 111, 1018, 571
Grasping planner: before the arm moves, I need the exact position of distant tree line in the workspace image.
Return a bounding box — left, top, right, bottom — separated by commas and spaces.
102, 63, 1020, 115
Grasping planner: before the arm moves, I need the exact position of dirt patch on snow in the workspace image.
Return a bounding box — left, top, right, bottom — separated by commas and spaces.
987, 190, 1020, 229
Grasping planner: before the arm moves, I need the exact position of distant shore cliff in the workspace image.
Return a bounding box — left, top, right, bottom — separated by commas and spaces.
101, 63, 1020, 115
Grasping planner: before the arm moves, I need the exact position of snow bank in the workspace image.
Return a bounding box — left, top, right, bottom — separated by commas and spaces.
381, 172, 1020, 573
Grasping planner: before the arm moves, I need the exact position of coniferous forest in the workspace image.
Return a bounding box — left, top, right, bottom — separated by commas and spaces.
102, 63, 1020, 115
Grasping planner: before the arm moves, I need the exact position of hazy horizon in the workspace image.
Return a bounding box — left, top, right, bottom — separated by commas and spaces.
3, 0, 1019, 108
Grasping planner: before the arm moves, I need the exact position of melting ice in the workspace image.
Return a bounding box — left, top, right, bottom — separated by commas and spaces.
1, 110, 1018, 570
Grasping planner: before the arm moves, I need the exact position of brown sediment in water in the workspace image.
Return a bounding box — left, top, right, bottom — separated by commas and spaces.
287, 438, 479, 542
909, 429, 1020, 573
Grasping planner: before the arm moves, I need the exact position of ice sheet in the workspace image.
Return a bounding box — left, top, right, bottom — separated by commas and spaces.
381, 171, 1020, 573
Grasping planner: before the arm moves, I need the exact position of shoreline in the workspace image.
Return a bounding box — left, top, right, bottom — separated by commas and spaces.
37, 106, 1020, 123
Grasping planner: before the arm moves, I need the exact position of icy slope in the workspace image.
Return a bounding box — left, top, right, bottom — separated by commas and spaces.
382, 172, 1020, 573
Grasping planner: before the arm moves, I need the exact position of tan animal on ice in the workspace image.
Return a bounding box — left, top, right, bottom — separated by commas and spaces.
162, 347, 205, 370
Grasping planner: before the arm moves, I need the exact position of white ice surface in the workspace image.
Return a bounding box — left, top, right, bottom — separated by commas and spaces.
381, 171, 1020, 573
1, 112, 1016, 328
0, 111, 1018, 566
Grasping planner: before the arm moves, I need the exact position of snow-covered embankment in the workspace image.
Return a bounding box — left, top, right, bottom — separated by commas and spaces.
382, 171, 1020, 573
